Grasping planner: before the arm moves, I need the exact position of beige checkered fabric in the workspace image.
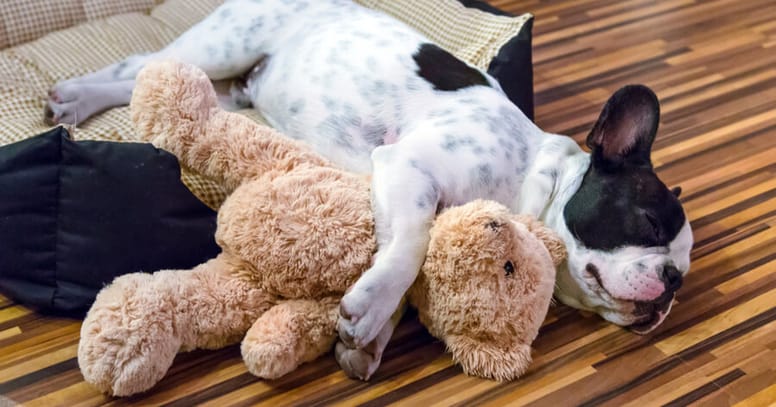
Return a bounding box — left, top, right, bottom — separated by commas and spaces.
358, 0, 531, 70
0, 0, 529, 209
0, 0, 164, 49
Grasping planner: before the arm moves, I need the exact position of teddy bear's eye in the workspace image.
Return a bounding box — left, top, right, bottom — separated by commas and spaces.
504, 261, 514, 276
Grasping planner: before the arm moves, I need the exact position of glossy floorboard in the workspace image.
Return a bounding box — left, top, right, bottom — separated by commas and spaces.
2, 0, 776, 405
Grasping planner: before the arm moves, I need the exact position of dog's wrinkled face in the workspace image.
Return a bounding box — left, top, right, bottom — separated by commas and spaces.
557, 85, 693, 334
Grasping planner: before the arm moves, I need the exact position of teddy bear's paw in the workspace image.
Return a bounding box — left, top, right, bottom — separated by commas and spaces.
78, 273, 182, 396
242, 341, 298, 380
78, 318, 181, 396
334, 341, 381, 381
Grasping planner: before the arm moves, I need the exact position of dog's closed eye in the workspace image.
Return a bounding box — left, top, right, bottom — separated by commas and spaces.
645, 213, 662, 241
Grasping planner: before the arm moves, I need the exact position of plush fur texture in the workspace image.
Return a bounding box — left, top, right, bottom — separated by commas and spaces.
410, 204, 564, 381
77, 61, 564, 396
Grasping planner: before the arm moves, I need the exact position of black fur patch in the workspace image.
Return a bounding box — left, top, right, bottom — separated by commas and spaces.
564, 84, 686, 251
413, 43, 491, 91
563, 165, 685, 251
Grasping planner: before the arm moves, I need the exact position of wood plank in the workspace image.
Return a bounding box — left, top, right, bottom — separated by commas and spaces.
1, 0, 775, 404
655, 288, 776, 356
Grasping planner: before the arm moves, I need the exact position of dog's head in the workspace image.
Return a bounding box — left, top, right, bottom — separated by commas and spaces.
554, 85, 692, 334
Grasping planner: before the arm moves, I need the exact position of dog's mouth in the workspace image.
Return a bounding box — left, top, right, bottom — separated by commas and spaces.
627, 312, 663, 334
627, 294, 675, 334
582, 263, 678, 333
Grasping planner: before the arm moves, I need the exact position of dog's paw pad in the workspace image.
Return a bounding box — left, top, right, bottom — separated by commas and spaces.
335, 341, 381, 381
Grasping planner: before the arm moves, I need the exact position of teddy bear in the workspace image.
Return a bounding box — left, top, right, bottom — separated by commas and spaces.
77, 60, 565, 397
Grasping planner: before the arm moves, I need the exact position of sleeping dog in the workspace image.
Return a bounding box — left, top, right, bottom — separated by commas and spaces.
45, 0, 693, 380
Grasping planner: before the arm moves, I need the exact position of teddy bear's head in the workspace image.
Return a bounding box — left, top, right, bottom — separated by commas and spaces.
410, 200, 564, 381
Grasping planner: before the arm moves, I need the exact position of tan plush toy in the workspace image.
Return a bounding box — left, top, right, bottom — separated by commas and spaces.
77, 61, 565, 396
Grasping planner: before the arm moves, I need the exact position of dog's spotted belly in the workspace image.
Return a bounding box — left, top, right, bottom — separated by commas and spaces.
240, 7, 425, 172
241, 4, 513, 175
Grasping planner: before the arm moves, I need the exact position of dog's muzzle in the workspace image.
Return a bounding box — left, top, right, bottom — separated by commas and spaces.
627, 265, 683, 334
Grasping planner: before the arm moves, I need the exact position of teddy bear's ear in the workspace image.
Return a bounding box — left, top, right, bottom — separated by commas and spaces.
512, 215, 567, 267
445, 334, 532, 381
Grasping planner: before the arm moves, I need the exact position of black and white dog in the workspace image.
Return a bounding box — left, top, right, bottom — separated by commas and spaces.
45, 0, 692, 379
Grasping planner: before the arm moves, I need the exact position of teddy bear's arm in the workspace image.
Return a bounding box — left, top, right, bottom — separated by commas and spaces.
131, 61, 331, 192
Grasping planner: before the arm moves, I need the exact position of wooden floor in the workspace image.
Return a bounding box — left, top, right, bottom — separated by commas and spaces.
2, 0, 776, 405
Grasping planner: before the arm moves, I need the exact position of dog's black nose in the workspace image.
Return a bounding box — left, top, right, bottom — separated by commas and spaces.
660, 265, 683, 292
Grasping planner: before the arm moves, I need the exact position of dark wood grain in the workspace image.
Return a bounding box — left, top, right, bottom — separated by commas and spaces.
2, 0, 776, 405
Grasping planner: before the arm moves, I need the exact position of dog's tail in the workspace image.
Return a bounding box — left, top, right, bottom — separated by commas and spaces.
131, 60, 331, 192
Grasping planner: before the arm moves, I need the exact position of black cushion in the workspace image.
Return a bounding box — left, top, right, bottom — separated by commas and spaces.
487, 16, 535, 121
0, 127, 220, 316
456, 0, 535, 120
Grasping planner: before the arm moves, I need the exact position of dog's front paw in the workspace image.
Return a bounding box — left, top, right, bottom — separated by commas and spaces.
334, 341, 382, 381
337, 283, 394, 349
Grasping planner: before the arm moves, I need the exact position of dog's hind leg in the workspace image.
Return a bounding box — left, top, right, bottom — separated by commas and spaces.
45, 0, 295, 125
45, 52, 156, 125
44, 80, 135, 126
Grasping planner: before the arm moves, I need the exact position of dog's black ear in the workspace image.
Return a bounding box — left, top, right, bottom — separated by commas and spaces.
587, 84, 659, 170
671, 186, 682, 197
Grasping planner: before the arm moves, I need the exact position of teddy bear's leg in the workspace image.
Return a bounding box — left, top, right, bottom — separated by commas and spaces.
79, 254, 273, 396
79, 271, 183, 396
175, 256, 278, 351
132, 61, 331, 192
241, 297, 339, 379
